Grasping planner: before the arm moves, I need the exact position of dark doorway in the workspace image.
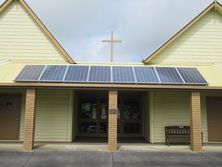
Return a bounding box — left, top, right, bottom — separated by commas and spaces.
77, 91, 108, 137
207, 97, 222, 142
118, 92, 142, 138
75, 91, 143, 140
0, 94, 22, 140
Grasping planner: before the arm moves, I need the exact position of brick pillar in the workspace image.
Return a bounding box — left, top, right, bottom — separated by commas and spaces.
190, 92, 202, 152
23, 89, 36, 151
108, 91, 118, 151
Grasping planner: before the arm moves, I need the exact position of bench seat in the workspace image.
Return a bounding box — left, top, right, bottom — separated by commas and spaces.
165, 126, 190, 146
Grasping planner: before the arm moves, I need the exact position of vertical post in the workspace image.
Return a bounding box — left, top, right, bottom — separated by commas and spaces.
108, 90, 118, 151
23, 89, 36, 151
149, 92, 154, 143
190, 92, 202, 152
111, 31, 113, 62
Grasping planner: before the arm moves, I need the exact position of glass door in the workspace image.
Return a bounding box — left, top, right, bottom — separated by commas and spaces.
78, 97, 108, 137
98, 98, 108, 135
78, 98, 97, 136
118, 97, 141, 137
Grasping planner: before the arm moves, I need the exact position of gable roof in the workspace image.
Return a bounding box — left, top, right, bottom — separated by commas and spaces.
142, 1, 222, 64
0, 0, 75, 64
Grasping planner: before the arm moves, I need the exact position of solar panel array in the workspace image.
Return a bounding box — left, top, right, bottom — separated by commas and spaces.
15, 65, 208, 85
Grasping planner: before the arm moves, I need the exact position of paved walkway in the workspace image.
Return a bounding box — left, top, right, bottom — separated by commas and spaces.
0, 143, 222, 167
0, 150, 222, 167
0, 143, 222, 152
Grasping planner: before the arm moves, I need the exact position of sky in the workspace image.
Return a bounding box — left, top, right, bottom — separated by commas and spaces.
0, 0, 219, 63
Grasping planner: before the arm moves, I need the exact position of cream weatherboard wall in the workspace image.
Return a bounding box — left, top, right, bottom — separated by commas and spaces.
20, 90, 73, 142
144, 8, 222, 143
147, 10, 222, 65
149, 91, 208, 143
0, 1, 68, 63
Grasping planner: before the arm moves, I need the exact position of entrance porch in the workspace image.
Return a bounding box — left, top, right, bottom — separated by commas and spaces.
1, 88, 221, 152
73, 90, 148, 144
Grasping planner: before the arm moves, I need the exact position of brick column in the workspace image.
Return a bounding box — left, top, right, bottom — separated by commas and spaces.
108, 91, 118, 151
190, 92, 202, 152
23, 89, 36, 151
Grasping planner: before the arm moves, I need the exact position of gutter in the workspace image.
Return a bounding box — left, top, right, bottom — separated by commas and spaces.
0, 83, 221, 91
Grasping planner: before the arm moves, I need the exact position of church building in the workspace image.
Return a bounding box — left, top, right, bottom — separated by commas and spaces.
0, 0, 222, 152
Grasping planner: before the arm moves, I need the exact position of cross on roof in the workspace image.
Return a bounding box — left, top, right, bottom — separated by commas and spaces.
102, 31, 122, 62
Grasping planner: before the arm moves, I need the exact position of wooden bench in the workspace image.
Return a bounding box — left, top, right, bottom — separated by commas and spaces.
165, 126, 190, 146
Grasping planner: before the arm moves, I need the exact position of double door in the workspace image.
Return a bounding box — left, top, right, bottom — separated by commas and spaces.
78, 97, 108, 137
77, 95, 142, 138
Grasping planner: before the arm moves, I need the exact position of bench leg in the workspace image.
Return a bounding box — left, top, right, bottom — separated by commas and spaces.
166, 137, 170, 146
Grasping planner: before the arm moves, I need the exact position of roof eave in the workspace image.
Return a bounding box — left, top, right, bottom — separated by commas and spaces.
0, 82, 219, 91
0, 0, 13, 12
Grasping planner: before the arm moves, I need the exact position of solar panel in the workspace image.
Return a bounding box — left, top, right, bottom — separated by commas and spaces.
89, 66, 111, 82
156, 67, 183, 84
112, 66, 135, 83
40, 65, 67, 81
64, 66, 89, 82
15, 65, 208, 86
15, 65, 45, 81
134, 67, 159, 83
177, 68, 207, 84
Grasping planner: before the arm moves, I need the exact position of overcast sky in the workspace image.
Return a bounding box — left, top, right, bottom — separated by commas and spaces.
1, 0, 219, 63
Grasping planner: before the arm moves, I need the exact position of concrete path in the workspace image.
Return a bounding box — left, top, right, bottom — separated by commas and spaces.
0, 143, 222, 152
0, 150, 222, 167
